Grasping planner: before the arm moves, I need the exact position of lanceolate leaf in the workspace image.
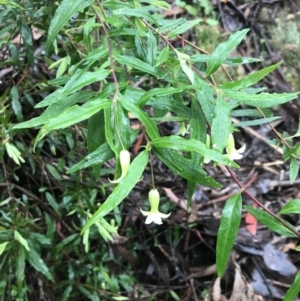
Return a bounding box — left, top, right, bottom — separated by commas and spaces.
279, 199, 300, 215
167, 18, 202, 38
153, 147, 222, 188
112, 7, 158, 25
87, 110, 106, 179
116, 55, 157, 76
21, 23, 34, 66
283, 271, 300, 301
81, 150, 149, 233
87, 110, 106, 155
220, 61, 281, 90
211, 96, 231, 152
40, 99, 111, 133
13, 91, 95, 129
138, 87, 183, 107
234, 116, 281, 127
26, 246, 54, 282
195, 76, 215, 124
46, 0, 93, 52
151, 136, 239, 167
62, 70, 110, 96
245, 205, 297, 237
120, 100, 160, 139
67, 142, 114, 173
216, 193, 242, 277
206, 29, 249, 76
0, 242, 9, 255
222, 90, 299, 108
114, 101, 131, 151
289, 157, 299, 185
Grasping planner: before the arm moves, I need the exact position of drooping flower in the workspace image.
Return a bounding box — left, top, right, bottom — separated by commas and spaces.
140, 189, 171, 225
225, 133, 245, 161
109, 150, 130, 183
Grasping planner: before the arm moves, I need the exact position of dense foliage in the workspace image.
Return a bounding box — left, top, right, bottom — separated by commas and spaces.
1, 0, 300, 300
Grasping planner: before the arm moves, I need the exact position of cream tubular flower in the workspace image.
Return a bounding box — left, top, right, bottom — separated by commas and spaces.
109, 150, 130, 183
225, 133, 245, 161
140, 189, 171, 225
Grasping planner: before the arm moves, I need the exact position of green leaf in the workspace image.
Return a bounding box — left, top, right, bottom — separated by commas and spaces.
151, 136, 239, 167
195, 76, 215, 124
234, 116, 281, 127
156, 46, 169, 67
109, 28, 147, 37
231, 109, 271, 118
21, 23, 34, 66
222, 90, 299, 108
192, 54, 260, 65
167, 18, 202, 38
147, 97, 191, 117
153, 147, 221, 188
138, 87, 183, 107
67, 142, 114, 173
13, 91, 95, 129
177, 51, 194, 84
187, 99, 206, 206
220, 62, 281, 90
279, 199, 300, 215
114, 101, 131, 151
206, 29, 250, 76
0, 242, 9, 255
190, 99, 206, 154
81, 150, 149, 233
112, 7, 158, 25
62, 69, 110, 96
104, 106, 118, 155
283, 271, 300, 301
33, 88, 65, 108
244, 205, 297, 237
45, 192, 61, 217
26, 246, 54, 282
87, 110, 106, 179
290, 157, 299, 185
14, 230, 30, 251
145, 31, 157, 66
0, 0, 24, 9
216, 193, 242, 277
46, 0, 93, 52
115, 55, 157, 76
40, 99, 111, 132
120, 100, 160, 139
211, 96, 231, 152
10, 86, 23, 122
16, 245, 26, 291
5, 142, 25, 165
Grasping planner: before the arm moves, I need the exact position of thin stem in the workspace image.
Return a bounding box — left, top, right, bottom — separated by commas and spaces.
93, 1, 124, 150
226, 166, 300, 238
149, 151, 155, 189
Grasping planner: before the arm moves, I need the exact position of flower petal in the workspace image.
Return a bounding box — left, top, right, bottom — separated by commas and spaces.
237, 143, 246, 154
140, 208, 150, 216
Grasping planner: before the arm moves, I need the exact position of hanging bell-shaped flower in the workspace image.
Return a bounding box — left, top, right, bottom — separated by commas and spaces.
109, 150, 131, 183
225, 133, 245, 161
140, 189, 171, 225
